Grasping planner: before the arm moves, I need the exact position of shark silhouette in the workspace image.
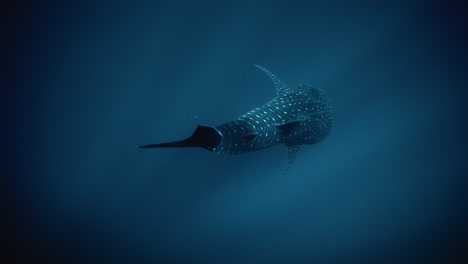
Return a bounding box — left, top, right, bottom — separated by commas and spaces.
139, 65, 332, 174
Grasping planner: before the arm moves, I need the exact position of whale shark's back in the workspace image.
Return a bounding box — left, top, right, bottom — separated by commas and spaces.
281, 85, 332, 146
212, 85, 332, 154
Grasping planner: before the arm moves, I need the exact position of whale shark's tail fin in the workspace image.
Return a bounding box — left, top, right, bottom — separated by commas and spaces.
138, 125, 221, 151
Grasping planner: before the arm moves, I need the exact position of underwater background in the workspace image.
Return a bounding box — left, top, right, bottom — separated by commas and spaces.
5, 0, 468, 263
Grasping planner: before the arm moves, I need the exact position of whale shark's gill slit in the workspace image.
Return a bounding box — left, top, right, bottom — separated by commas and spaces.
242, 134, 257, 141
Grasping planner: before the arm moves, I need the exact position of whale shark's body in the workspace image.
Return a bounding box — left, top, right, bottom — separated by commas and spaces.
139, 65, 332, 172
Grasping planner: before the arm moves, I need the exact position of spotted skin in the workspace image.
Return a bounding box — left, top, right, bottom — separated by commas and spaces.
139, 65, 332, 174
212, 66, 332, 165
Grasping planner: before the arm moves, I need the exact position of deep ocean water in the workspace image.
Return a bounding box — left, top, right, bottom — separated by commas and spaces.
5, 1, 468, 263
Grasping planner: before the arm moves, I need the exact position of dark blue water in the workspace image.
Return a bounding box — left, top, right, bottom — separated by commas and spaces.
5, 1, 468, 263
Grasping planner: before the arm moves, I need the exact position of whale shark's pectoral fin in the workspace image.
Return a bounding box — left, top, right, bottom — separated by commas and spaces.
254, 64, 291, 95
277, 144, 300, 182
287, 144, 300, 166
286, 144, 300, 173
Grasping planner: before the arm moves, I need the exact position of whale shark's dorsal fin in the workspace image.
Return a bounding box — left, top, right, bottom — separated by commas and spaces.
254, 65, 291, 95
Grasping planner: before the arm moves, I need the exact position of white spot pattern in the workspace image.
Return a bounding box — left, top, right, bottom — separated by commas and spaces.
213, 85, 332, 155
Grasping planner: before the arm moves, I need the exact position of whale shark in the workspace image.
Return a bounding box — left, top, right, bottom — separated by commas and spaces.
139, 65, 332, 174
